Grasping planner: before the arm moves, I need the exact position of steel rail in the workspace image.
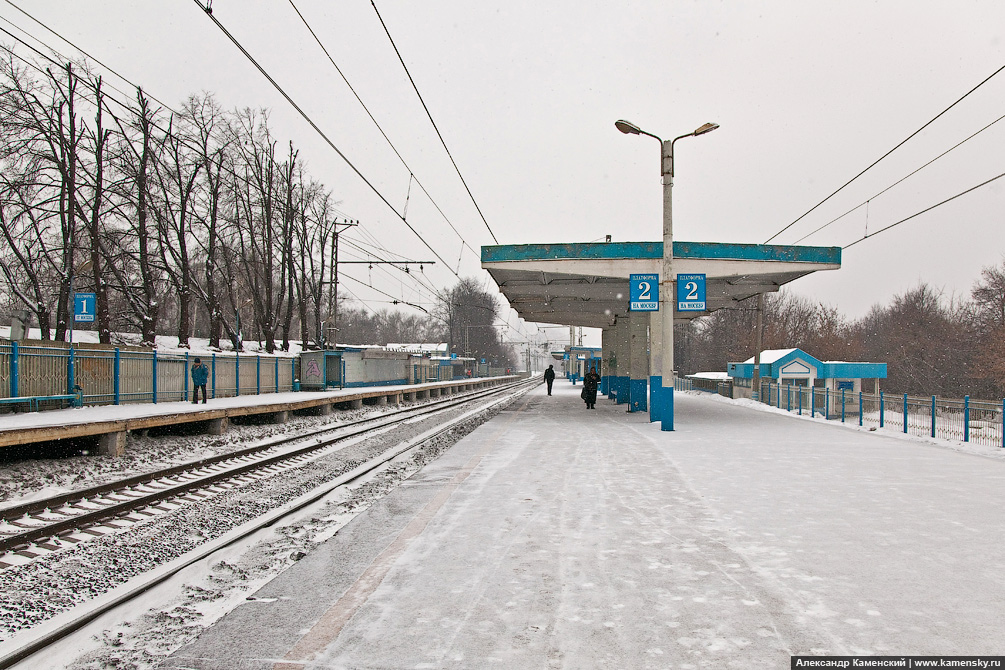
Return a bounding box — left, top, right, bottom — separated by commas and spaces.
0, 378, 536, 670
0, 378, 536, 556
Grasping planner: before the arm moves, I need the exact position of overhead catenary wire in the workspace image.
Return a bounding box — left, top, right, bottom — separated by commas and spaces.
793, 109, 1005, 244
191, 0, 461, 279
764, 61, 1005, 244
0, 9, 535, 344
0, 24, 455, 328
285, 0, 480, 265
842, 170, 1005, 250
369, 0, 500, 245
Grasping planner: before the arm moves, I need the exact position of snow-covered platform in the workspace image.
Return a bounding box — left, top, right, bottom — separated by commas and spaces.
0, 377, 512, 455
164, 381, 1005, 668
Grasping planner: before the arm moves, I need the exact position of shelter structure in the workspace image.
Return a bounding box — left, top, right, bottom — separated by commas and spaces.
728, 348, 887, 398
482, 240, 841, 420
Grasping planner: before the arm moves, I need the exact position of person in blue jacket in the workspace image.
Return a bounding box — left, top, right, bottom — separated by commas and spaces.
191, 357, 209, 404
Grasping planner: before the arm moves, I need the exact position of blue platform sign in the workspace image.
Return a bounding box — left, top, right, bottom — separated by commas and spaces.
629, 274, 659, 311
74, 292, 96, 322
676, 274, 706, 311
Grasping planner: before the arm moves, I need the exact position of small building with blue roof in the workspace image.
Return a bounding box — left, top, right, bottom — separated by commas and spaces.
727, 348, 887, 399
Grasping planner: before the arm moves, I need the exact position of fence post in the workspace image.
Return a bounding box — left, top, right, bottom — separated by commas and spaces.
811, 387, 815, 417
275, 356, 279, 393
786, 384, 791, 411
825, 388, 830, 419
841, 389, 845, 423
880, 391, 885, 427
67, 345, 75, 395
798, 386, 803, 415
212, 354, 217, 399
904, 393, 912, 435
256, 355, 261, 395
931, 396, 936, 438
964, 395, 970, 443
859, 391, 863, 426
10, 341, 18, 398
184, 351, 190, 402
114, 348, 120, 405
152, 350, 158, 404
236, 353, 240, 397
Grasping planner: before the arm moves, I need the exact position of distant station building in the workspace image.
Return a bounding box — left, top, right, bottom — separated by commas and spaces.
564, 346, 602, 383
727, 348, 887, 399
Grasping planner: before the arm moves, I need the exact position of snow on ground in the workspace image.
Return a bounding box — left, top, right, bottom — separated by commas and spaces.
7, 385, 1005, 668
697, 390, 1005, 461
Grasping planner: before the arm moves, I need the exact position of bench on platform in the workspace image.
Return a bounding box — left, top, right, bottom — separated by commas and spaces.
0, 394, 80, 412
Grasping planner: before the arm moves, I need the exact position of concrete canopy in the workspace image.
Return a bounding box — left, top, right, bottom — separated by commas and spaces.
482, 241, 840, 329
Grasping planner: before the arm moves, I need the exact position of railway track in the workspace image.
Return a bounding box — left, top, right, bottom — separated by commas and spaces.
0, 377, 535, 565
0, 376, 537, 668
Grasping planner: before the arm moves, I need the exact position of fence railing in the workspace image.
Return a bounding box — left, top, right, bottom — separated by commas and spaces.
0, 341, 298, 409
752, 381, 1005, 449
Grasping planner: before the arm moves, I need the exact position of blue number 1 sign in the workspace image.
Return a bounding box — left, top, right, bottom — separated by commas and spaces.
74, 292, 97, 322
676, 274, 706, 311
629, 274, 659, 311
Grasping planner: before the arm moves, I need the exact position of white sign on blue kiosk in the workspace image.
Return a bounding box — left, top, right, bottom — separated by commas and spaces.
676, 273, 706, 311
74, 292, 97, 323
629, 273, 659, 311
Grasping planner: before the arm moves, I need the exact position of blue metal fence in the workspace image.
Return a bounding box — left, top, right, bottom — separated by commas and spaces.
752, 381, 1005, 449
0, 342, 298, 409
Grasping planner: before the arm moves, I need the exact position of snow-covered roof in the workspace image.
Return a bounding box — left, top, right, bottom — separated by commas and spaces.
687, 371, 730, 380
741, 348, 796, 364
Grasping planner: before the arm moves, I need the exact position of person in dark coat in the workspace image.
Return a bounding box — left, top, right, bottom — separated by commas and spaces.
191, 357, 209, 404
543, 364, 556, 395
583, 365, 600, 409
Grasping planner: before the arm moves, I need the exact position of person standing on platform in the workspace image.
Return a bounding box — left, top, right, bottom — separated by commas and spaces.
544, 364, 556, 395
191, 357, 209, 404
583, 365, 600, 409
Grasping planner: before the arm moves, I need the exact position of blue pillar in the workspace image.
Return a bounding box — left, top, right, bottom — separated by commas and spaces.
649, 375, 662, 423
152, 350, 158, 404
931, 395, 936, 438
904, 393, 912, 435
236, 354, 240, 397
660, 382, 674, 431
628, 313, 647, 412
275, 357, 280, 393
67, 345, 75, 395
212, 354, 217, 398
964, 395, 970, 442
113, 348, 120, 405
10, 341, 18, 398
184, 351, 190, 402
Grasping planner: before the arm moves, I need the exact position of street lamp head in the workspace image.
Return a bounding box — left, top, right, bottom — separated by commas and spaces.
615, 119, 642, 135
693, 122, 719, 136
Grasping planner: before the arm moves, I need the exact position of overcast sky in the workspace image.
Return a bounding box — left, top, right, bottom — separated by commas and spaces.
4, 1, 1003, 349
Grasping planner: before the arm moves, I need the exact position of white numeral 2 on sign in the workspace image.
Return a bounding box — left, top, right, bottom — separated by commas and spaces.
685, 281, 698, 300
638, 282, 651, 301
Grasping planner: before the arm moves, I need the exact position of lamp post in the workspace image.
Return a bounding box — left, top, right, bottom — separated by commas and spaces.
615, 119, 718, 431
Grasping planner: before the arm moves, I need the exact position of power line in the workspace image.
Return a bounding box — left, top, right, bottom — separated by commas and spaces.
793, 109, 1005, 244
765, 61, 1005, 244
285, 0, 479, 269
842, 170, 1005, 250
369, 0, 500, 245
191, 0, 461, 278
